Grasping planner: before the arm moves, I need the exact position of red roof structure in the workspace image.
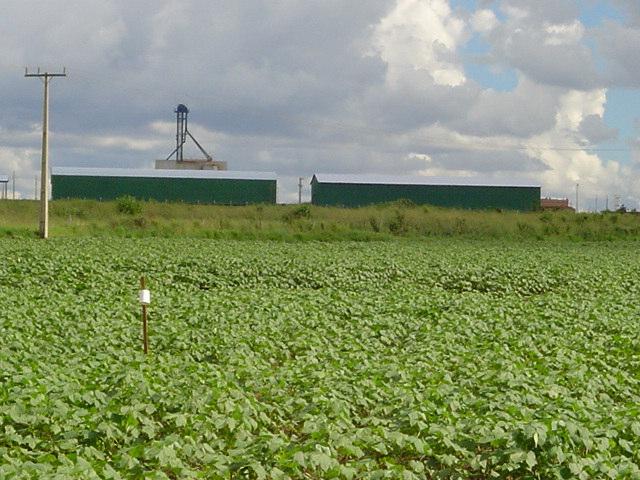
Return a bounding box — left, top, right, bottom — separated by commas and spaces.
541, 198, 574, 211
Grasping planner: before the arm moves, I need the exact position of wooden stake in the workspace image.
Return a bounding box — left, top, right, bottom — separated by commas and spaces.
141, 276, 149, 354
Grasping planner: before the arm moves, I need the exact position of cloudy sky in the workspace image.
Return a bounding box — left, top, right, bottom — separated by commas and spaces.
1, 0, 639, 207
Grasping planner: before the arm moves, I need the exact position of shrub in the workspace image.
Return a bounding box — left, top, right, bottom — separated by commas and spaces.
391, 198, 415, 209
539, 212, 553, 223
283, 205, 311, 222
133, 216, 148, 228
116, 196, 143, 215
388, 210, 407, 234
368, 216, 381, 233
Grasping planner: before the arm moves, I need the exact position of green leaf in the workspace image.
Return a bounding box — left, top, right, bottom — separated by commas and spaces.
293, 451, 306, 467
310, 452, 334, 472
526, 451, 537, 469
251, 463, 267, 480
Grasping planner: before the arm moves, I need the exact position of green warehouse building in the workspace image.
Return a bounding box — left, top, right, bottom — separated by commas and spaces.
311, 174, 541, 211
52, 167, 277, 205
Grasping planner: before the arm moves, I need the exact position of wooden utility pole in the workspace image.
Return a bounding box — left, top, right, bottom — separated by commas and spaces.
25, 67, 67, 239
298, 177, 303, 204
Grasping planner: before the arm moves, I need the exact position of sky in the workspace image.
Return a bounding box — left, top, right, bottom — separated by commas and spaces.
0, 0, 639, 208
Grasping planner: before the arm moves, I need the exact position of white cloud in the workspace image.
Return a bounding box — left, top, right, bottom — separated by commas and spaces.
407, 152, 432, 164
149, 1, 192, 54
373, 85, 638, 208
419, 165, 476, 177
544, 20, 584, 46
555, 89, 606, 131
0, 146, 40, 199
371, 0, 467, 87
449, 76, 561, 137
578, 115, 618, 144
85, 135, 166, 152
502, 5, 529, 21
471, 9, 499, 33
526, 89, 628, 201
0, 125, 42, 147
595, 21, 640, 88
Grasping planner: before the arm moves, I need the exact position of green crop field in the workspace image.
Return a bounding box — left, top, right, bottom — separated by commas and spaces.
1, 238, 640, 479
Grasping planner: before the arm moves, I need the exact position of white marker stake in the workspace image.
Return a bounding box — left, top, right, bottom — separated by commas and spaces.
140, 277, 150, 354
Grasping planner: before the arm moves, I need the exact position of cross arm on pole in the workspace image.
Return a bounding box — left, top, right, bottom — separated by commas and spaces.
25, 67, 67, 77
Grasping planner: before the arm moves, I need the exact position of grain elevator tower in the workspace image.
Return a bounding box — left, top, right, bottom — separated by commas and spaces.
155, 104, 227, 170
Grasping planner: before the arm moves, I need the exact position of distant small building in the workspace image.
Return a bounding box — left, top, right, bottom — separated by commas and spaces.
155, 159, 228, 171
311, 174, 541, 211
52, 167, 276, 205
541, 198, 574, 211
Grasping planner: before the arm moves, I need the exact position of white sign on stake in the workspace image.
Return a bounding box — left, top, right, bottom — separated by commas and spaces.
139, 289, 151, 305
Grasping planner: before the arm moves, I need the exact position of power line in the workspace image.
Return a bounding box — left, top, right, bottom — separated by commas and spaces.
261, 117, 637, 153
511, 145, 631, 153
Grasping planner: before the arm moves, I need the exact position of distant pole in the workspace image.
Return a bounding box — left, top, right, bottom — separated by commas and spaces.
575, 183, 579, 212
298, 177, 303, 204
25, 67, 67, 239
34, 175, 38, 200
606, 195, 609, 211
595, 195, 598, 213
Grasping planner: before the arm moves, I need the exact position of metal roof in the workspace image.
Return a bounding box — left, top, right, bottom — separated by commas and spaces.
52, 167, 277, 181
0, 175, 8, 183
312, 173, 540, 188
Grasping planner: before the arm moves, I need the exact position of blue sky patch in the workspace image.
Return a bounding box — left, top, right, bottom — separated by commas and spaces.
460, 33, 517, 92
465, 63, 518, 91
449, 0, 478, 11
580, 1, 624, 27
604, 89, 640, 144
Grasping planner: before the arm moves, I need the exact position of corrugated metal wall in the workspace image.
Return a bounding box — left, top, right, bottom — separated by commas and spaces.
311, 181, 541, 211
52, 175, 276, 205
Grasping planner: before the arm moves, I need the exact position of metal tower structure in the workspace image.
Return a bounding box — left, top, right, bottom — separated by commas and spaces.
165, 104, 212, 162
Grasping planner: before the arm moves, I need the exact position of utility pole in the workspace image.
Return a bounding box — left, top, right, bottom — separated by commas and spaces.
595, 195, 598, 213
606, 195, 609, 211
35, 175, 38, 200
25, 67, 67, 239
575, 183, 579, 212
298, 177, 303, 204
